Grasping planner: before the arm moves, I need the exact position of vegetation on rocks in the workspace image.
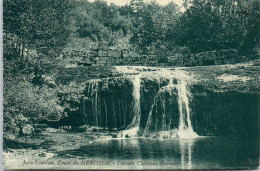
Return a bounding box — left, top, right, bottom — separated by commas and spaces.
2, 0, 259, 148
186, 59, 260, 94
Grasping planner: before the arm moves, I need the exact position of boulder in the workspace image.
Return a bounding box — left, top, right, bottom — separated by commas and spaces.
22, 124, 34, 136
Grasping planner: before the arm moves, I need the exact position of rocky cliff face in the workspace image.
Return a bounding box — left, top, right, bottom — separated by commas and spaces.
50, 60, 259, 138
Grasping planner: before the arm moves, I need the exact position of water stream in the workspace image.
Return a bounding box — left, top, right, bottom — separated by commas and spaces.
82, 66, 198, 139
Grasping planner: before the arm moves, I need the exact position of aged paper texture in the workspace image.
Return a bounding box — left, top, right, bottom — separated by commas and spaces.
2, 0, 259, 169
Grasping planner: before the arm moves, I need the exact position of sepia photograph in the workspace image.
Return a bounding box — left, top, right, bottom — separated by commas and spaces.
2, 0, 260, 169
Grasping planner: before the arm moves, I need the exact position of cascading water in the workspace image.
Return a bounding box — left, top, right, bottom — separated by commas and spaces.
129, 75, 141, 129
118, 75, 142, 138
176, 80, 198, 138
142, 76, 197, 138
142, 78, 177, 137
82, 66, 198, 139
85, 79, 100, 127
83, 77, 134, 131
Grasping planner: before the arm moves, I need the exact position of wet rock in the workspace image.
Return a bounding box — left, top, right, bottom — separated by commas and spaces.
3, 139, 38, 149
112, 134, 118, 138
34, 128, 42, 133
22, 124, 34, 136
42, 75, 56, 87
40, 141, 56, 149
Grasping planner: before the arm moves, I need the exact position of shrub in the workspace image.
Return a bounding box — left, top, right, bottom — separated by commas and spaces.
3, 71, 64, 140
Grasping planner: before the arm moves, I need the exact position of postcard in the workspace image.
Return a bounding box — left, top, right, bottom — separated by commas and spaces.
2, 0, 259, 169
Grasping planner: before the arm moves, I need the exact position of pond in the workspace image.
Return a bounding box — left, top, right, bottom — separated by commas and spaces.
3, 130, 258, 170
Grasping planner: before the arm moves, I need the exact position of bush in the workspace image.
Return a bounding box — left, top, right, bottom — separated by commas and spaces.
3, 66, 65, 140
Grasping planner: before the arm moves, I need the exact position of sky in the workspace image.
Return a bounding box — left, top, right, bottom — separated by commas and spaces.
87, 0, 184, 7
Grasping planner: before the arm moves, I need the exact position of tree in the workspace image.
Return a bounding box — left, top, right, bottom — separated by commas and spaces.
174, 0, 260, 54
3, 0, 71, 60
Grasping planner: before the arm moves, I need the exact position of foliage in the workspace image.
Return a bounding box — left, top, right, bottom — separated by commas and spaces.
3, 0, 71, 141
3, 0, 71, 59
65, 0, 133, 52
3, 69, 64, 140
4, 0, 259, 60
58, 0, 260, 59
174, 0, 260, 54
2, 0, 260, 142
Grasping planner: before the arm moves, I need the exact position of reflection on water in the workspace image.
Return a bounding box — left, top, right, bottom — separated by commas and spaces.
56, 136, 258, 169
3, 132, 258, 170
179, 139, 195, 169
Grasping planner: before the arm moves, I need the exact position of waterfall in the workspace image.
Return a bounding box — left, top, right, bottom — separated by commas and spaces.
118, 75, 141, 138
82, 66, 198, 139
87, 79, 100, 127
141, 69, 198, 138
129, 75, 141, 128
176, 80, 198, 138
143, 79, 176, 136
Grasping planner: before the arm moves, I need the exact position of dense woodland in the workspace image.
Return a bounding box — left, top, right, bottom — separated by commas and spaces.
3, 0, 260, 142
4, 0, 260, 59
